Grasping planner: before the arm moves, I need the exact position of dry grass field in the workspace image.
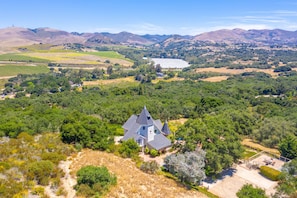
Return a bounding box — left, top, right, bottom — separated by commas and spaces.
195, 67, 278, 78
70, 149, 207, 198
200, 76, 229, 82
241, 139, 280, 156
83, 76, 139, 88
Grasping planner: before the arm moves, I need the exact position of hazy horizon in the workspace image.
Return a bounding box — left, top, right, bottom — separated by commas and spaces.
1, 0, 297, 35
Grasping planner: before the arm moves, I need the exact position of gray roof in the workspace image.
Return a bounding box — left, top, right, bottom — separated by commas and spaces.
136, 106, 154, 125
154, 119, 163, 132
147, 134, 171, 150
121, 124, 141, 141
122, 106, 172, 151
123, 115, 138, 131
161, 120, 171, 135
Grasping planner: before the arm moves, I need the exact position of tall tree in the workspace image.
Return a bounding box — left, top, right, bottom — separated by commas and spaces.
164, 149, 206, 184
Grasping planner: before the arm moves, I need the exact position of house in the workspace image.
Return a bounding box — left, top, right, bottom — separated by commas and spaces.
122, 106, 171, 151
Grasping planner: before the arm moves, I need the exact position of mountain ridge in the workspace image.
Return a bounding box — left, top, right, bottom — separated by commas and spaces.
1, 26, 297, 48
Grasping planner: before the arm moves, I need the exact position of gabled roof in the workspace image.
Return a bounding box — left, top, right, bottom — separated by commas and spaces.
121, 124, 142, 141
161, 120, 171, 135
147, 134, 171, 150
123, 115, 138, 131
136, 106, 154, 125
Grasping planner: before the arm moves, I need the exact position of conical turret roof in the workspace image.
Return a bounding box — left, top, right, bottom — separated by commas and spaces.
161, 120, 171, 135
136, 106, 154, 125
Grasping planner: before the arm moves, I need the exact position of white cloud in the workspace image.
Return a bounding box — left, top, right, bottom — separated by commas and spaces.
124, 23, 166, 35
82, 9, 297, 35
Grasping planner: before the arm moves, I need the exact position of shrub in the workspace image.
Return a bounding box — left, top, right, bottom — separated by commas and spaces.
260, 166, 281, 181
149, 149, 159, 157
27, 160, 54, 185
76, 165, 117, 196
31, 187, 45, 196
144, 147, 150, 154
118, 139, 140, 158
140, 161, 159, 174
274, 66, 292, 72
41, 152, 66, 164
236, 184, 268, 198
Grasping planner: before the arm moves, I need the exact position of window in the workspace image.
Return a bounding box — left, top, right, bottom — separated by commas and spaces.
143, 126, 145, 130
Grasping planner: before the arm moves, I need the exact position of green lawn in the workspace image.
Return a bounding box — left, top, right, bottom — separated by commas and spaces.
242, 148, 258, 159
0, 54, 50, 63
0, 65, 49, 77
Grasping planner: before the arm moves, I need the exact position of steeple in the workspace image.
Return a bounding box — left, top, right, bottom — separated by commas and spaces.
161, 120, 171, 135
136, 106, 154, 125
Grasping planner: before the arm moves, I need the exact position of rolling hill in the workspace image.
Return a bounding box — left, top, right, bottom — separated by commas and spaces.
1, 26, 297, 50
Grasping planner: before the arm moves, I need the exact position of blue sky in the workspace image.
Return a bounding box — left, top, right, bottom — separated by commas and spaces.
1, 0, 297, 35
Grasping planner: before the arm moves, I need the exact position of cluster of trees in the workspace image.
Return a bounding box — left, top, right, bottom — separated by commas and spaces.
1, 67, 297, 196
60, 111, 114, 150
176, 114, 243, 175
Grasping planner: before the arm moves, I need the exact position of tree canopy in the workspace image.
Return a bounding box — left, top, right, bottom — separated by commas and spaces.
164, 150, 206, 184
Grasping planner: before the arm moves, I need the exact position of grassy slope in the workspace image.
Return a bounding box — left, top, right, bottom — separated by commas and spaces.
0, 65, 49, 77
70, 149, 208, 198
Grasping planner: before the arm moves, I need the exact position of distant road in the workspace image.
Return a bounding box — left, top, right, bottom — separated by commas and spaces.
0, 76, 15, 79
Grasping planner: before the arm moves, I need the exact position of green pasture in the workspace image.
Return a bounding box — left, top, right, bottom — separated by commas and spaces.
18, 44, 73, 53
0, 65, 49, 77
0, 54, 50, 63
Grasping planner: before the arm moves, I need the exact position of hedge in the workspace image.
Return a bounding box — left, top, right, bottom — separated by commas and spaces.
259, 166, 281, 181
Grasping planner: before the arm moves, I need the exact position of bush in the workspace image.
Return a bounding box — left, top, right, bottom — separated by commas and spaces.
274, 66, 292, 72
41, 152, 66, 164
76, 165, 117, 196
140, 161, 159, 174
144, 147, 150, 154
118, 139, 140, 158
236, 184, 268, 198
260, 166, 281, 181
149, 149, 159, 157
31, 187, 45, 196
27, 160, 54, 185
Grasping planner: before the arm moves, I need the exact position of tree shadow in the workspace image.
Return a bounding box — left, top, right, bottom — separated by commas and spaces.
203, 168, 237, 184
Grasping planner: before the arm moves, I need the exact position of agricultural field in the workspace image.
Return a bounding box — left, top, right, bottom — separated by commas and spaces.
0, 65, 49, 77
20, 52, 132, 66
0, 44, 133, 69
0, 53, 50, 62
